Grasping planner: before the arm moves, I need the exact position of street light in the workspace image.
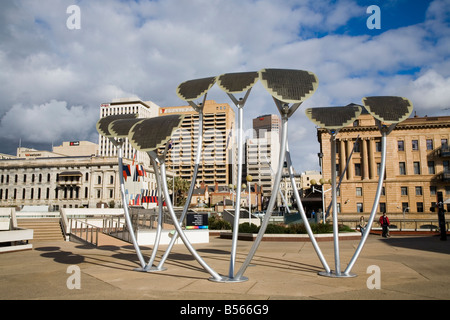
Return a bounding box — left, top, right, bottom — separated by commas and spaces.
403, 206, 409, 219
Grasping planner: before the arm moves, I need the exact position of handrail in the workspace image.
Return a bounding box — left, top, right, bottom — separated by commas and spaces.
338, 218, 449, 232
69, 218, 99, 246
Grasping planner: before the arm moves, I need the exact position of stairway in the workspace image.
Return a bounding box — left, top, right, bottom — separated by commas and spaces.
17, 218, 65, 242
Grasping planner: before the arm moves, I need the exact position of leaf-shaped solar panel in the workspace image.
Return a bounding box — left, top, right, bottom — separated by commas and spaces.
109, 118, 143, 138
128, 114, 184, 152
217, 71, 259, 93
96, 113, 138, 137
362, 96, 413, 124
305, 104, 363, 130
176, 76, 217, 101
259, 68, 318, 104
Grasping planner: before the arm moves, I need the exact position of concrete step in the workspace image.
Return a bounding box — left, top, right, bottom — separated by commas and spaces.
17, 219, 65, 241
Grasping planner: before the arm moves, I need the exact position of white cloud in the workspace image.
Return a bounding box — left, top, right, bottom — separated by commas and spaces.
0, 100, 98, 143
0, 0, 449, 170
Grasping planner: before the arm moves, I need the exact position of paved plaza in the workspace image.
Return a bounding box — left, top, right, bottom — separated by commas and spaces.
1, 233, 449, 301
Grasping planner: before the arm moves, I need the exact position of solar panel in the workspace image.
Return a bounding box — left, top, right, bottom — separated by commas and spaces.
305, 104, 363, 130
128, 114, 185, 152
217, 71, 259, 93
96, 113, 138, 137
259, 68, 318, 104
176, 76, 217, 101
362, 96, 413, 124
109, 118, 143, 138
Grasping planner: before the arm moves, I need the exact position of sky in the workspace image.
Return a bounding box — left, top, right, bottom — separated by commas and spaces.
0, 0, 449, 173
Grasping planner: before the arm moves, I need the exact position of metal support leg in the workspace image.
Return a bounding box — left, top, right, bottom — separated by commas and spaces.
234, 114, 288, 281
286, 143, 331, 274
344, 132, 387, 275
117, 143, 146, 270
159, 161, 224, 282
229, 106, 244, 279
153, 111, 204, 272
319, 133, 355, 277
143, 157, 166, 271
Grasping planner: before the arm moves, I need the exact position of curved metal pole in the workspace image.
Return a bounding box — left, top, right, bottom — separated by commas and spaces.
144, 157, 164, 270
229, 106, 244, 278
344, 131, 387, 275
156, 111, 204, 270
285, 143, 331, 274
330, 133, 341, 275
234, 114, 288, 280
117, 141, 146, 269
159, 160, 223, 281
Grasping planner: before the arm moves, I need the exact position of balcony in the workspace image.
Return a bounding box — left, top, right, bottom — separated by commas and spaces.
440, 146, 450, 157
57, 171, 82, 186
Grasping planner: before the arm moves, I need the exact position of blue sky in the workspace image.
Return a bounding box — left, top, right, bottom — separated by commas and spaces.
0, 0, 449, 173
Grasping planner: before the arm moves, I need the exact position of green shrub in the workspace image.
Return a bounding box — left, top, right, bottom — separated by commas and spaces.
238, 222, 259, 233
208, 215, 231, 230
264, 224, 287, 234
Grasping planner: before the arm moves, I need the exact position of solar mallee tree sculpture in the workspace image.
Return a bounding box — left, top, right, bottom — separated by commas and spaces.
96, 68, 413, 282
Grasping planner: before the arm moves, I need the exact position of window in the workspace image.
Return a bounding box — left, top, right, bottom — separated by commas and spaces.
402, 202, 409, 212
354, 163, 361, 176
442, 139, 448, 149
412, 140, 419, 150
356, 203, 364, 212
399, 162, 406, 175
401, 187, 408, 196
428, 161, 435, 174
413, 162, 420, 175
417, 202, 424, 212
379, 202, 386, 213
426, 139, 433, 150
97, 176, 101, 184
354, 141, 361, 152
375, 141, 382, 152
356, 187, 363, 196
430, 186, 436, 196
415, 186, 423, 196
398, 140, 404, 151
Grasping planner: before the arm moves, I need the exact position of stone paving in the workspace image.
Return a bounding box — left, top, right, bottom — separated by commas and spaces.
1, 233, 449, 302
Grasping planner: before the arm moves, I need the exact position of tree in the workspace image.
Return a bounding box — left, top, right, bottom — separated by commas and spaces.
167, 176, 190, 206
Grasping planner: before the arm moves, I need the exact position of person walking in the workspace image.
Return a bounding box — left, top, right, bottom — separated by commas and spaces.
379, 212, 390, 237
359, 215, 367, 235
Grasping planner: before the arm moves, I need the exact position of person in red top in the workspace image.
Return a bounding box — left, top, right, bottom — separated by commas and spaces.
379, 212, 390, 237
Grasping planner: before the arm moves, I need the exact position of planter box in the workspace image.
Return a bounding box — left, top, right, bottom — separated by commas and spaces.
219, 231, 360, 242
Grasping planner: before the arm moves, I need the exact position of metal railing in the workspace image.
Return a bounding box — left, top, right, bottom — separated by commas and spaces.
69, 219, 99, 246
338, 218, 449, 232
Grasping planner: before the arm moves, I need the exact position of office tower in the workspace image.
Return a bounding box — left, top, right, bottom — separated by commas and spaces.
98, 98, 160, 166
159, 100, 235, 187
247, 114, 281, 200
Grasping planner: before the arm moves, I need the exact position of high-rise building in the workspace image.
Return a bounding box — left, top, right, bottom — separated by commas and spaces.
252, 114, 281, 139
318, 113, 450, 215
159, 100, 235, 187
247, 114, 281, 201
98, 98, 160, 165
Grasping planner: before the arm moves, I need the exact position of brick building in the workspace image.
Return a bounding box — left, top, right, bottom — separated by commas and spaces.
318, 112, 450, 215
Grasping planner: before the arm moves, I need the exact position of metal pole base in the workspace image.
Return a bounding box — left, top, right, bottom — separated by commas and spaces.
134, 266, 168, 273
318, 271, 357, 278
208, 276, 249, 283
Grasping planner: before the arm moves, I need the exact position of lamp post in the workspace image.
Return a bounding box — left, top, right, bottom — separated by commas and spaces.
246, 175, 253, 223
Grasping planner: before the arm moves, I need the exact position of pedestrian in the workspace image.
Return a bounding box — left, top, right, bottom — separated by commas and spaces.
359, 215, 367, 235
379, 212, 390, 237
